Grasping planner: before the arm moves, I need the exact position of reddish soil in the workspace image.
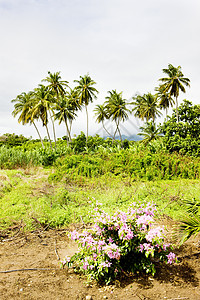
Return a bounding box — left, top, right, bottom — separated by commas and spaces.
0, 225, 199, 300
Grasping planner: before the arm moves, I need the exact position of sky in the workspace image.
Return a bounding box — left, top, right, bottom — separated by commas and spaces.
0, 0, 200, 139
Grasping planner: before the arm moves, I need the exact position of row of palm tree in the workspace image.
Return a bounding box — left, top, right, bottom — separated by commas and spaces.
131, 64, 190, 144
94, 64, 190, 142
12, 72, 98, 149
11, 64, 190, 148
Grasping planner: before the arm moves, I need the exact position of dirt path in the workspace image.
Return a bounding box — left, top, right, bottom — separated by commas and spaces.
0, 229, 199, 300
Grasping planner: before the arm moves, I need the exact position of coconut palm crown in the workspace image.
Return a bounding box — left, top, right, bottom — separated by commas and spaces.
158, 64, 190, 121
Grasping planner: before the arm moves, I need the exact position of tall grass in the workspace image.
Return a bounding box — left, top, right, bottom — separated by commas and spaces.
0, 146, 42, 169
0, 142, 72, 169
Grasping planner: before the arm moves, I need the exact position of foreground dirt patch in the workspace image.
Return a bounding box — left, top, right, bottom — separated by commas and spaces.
0, 228, 199, 300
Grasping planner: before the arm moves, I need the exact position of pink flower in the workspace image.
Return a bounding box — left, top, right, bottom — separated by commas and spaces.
114, 268, 119, 273
70, 230, 80, 240
83, 261, 89, 270
103, 244, 121, 260
146, 226, 164, 242
100, 261, 112, 268
166, 252, 176, 264
138, 244, 144, 252
136, 215, 153, 226
98, 240, 106, 246
93, 224, 103, 235
93, 253, 97, 260
125, 228, 133, 240
163, 243, 170, 251
143, 243, 152, 251
61, 255, 71, 265
108, 237, 114, 243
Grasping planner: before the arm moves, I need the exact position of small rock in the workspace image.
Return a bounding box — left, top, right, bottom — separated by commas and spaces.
103, 296, 108, 299
149, 277, 154, 281
19, 288, 23, 292
86, 295, 92, 300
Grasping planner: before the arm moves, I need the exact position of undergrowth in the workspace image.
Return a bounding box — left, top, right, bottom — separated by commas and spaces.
0, 167, 200, 231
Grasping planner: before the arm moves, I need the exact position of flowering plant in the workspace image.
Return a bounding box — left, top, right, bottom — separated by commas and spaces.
61, 201, 177, 284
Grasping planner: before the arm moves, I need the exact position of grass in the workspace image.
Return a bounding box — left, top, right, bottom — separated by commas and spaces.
0, 166, 200, 231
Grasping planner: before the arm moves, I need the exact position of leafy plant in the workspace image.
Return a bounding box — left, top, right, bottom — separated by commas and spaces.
161, 100, 200, 156
175, 198, 200, 244
62, 201, 176, 284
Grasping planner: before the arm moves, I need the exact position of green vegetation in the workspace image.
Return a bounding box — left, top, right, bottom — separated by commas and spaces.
161, 100, 200, 156
0, 150, 200, 231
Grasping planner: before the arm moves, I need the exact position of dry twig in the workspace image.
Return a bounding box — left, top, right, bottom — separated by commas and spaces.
54, 239, 60, 260
0, 268, 56, 273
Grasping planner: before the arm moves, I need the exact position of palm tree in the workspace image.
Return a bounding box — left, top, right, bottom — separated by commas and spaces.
138, 121, 161, 145
94, 104, 114, 139
31, 85, 54, 149
66, 88, 82, 137
142, 93, 161, 122
42, 71, 69, 147
11, 92, 44, 148
42, 71, 69, 99
131, 94, 145, 121
132, 93, 161, 123
54, 94, 77, 144
158, 64, 190, 121
105, 90, 130, 142
74, 74, 98, 140
155, 85, 175, 118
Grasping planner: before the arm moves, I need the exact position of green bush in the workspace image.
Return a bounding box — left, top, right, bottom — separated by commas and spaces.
161, 100, 200, 156
50, 148, 200, 183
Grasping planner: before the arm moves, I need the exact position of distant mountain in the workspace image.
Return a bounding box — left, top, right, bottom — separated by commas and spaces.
121, 134, 142, 141
102, 134, 142, 141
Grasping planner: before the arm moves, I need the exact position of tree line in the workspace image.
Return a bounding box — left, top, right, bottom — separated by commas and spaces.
11, 64, 190, 149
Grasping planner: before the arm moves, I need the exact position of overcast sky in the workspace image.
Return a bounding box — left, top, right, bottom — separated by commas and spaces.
0, 0, 199, 139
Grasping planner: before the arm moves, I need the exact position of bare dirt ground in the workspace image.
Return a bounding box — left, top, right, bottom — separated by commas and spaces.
0, 224, 200, 300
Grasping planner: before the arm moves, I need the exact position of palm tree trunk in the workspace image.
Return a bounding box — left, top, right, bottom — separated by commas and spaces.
102, 122, 115, 140
45, 124, 53, 150
69, 120, 73, 141
85, 105, 89, 143
176, 96, 179, 122
116, 121, 122, 142
113, 126, 118, 140
33, 121, 44, 149
64, 117, 71, 146
166, 107, 168, 119
49, 110, 57, 149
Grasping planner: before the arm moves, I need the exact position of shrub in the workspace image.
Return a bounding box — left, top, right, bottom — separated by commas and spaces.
0, 133, 30, 147
61, 201, 177, 284
70, 132, 86, 153
39, 148, 59, 166
161, 100, 200, 156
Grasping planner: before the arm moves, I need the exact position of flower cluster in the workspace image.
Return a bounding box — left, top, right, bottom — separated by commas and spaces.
61, 201, 177, 284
